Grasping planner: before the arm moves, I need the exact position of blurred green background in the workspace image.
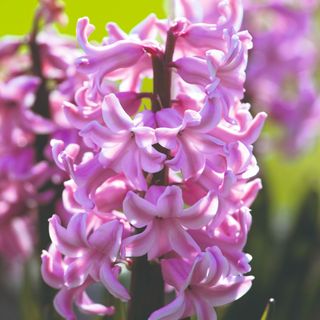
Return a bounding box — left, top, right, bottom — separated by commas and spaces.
0, 0, 165, 37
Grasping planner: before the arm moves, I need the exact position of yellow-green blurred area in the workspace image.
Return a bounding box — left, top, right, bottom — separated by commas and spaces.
0, 0, 165, 37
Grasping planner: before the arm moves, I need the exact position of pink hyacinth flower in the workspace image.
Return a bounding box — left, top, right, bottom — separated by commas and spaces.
123, 185, 218, 259
48, 213, 130, 301
80, 94, 166, 190
150, 246, 253, 320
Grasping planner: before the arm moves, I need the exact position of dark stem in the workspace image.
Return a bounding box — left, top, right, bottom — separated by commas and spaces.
127, 28, 177, 320
29, 13, 60, 320
127, 255, 164, 320
151, 27, 176, 111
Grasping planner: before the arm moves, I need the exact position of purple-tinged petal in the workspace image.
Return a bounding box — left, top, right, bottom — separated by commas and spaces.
130, 14, 157, 40
63, 101, 102, 130
148, 293, 186, 320
133, 126, 157, 148
80, 121, 124, 150
76, 18, 146, 81
168, 223, 200, 258
174, 56, 209, 87
64, 256, 92, 288
157, 186, 184, 218
212, 112, 267, 144
156, 127, 179, 150
54, 287, 77, 320
88, 220, 123, 259
140, 146, 166, 173
227, 141, 252, 174
41, 246, 64, 289
48, 214, 88, 257
51, 140, 80, 171
123, 223, 156, 257
99, 263, 130, 301
147, 221, 171, 259
121, 147, 148, 191
124, 191, 157, 227
200, 275, 254, 307
167, 137, 206, 179
192, 294, 217, 320
75, 291, 115, 316
180, 192, 218, 229
102, 94, 133, 131
196, 100, 222, 132
161, 258, 191, 290
241, 178, 262, 207
156, 108, 182, 128
106, 22, 127, 43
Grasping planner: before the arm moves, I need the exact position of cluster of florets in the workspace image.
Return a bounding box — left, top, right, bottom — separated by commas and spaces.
244, 0, 320, 155
0, 0, 83, 262
42, 1, 266, 319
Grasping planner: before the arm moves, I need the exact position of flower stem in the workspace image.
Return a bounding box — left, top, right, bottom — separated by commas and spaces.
127, 28, 177, 320
29, 14, 60, 320
127, 255, 164, 320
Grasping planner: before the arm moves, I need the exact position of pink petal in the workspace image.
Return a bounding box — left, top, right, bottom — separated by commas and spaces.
227, 142, 252, 174
197, 100, 222, 132
99, 263, 130, 301
102, 94, 133, 131
200, 275, 254, 307
156, 108, 182, 128
133, 126, 157, 148
98, 137, 131, 169
157, 186, 184, 218
168, 223, 200, 258
121, 148, 148, 190
88, 220, 123, 259
64, 256, 92, 288
140, 146, 166, 173
51, 140, 80, 171
130, 13, 157, 40
161, 258, 191, 290
182, 24, 226, 50
123, 191, 157, 227
147, 221, 171, 259
242, 178, 262, 207
156, 127, 180, 150
48, 214, 87, 257
180, 192, 218, 229
174, 56, 209, 87
76, 19, 146, 93
123, 223, 156, 257
80, 121, 124, 149
54, 287, 77, 320
75, 291, 115, 316
192, 294, 217, 320
63, 101, 102, 130
149, 293, 186, 320
212, 112, 267, 144
167, 138, 206, 180
41, 246, 64, 289
106, 22, 127, 43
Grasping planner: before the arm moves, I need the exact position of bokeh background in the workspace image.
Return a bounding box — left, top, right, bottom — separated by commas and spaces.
1, 1, 320, 319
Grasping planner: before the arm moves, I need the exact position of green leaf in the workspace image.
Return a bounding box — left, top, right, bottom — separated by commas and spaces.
261, 298, 275, 320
